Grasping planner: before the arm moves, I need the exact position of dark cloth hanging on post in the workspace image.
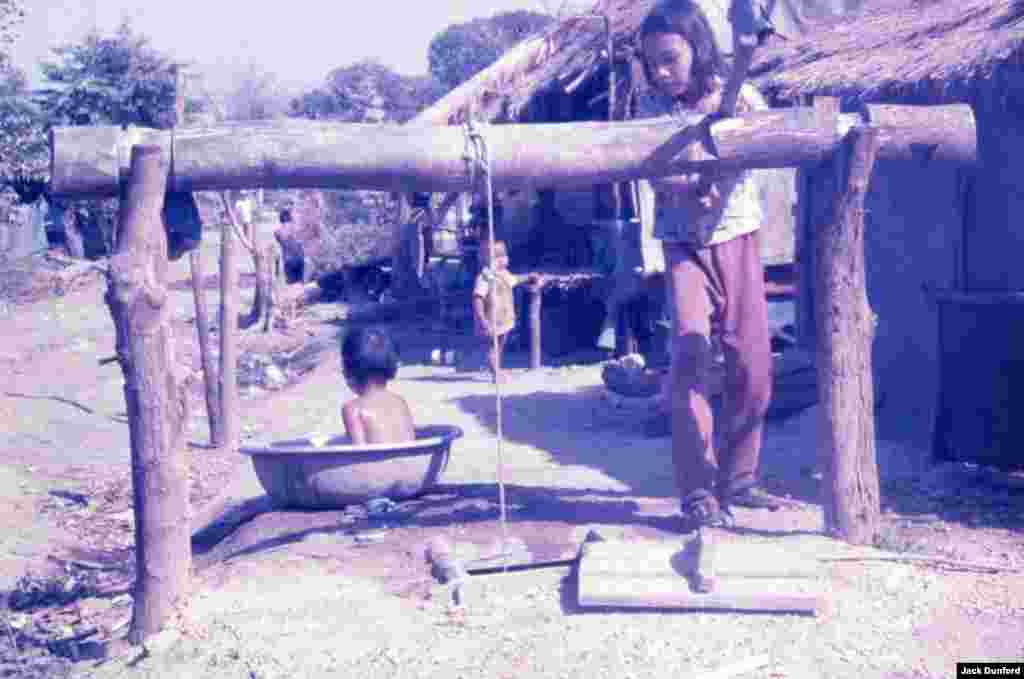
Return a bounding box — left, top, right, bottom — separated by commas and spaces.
162, 191, 202, 260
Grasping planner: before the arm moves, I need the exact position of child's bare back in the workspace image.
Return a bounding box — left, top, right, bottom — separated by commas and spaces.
340, 327, 416, 445
341, 390, 415, 445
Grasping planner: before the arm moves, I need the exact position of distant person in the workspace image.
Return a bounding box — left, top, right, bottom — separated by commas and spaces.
472, 240, 540, 384
340, 327, 416, 445
234, 195, 254, 226
638, 0, 779, 531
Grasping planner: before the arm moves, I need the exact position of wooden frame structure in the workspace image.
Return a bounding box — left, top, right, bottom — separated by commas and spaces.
51, 102, 977, 550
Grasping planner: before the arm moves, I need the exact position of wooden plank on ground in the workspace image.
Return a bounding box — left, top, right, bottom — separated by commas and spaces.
577, 538, 821, 614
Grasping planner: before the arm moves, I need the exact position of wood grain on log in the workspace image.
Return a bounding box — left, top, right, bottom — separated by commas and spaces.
577, 539, 820, 613
104, 145, 191, 643
50, 105, 977, 198
814, 113, 882, 546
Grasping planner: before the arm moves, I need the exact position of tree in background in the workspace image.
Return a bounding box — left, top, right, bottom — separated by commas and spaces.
289, 60, 444, 227
534, 0, 593, 19
38, 21, 178, 129
427, 10, 553, 91
34, 21, 203, 256
0, 59, 47, 202
291, 59, 443, 124
223, 62, 287, 121
0, 0, 23, 67
0, 0, 47, 203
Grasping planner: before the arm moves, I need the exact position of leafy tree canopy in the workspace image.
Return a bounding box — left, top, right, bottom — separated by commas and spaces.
0, 1, 46, 194
38, 21, 179, 129
0, 66, 47, 191
290, 59, 443, 123
427, 10, 552, 91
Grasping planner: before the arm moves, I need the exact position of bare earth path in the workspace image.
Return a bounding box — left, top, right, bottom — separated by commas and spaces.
0, 235, 1022, 679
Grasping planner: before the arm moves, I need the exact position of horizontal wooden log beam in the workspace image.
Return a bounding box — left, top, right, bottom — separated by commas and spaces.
50, 104, 976, 198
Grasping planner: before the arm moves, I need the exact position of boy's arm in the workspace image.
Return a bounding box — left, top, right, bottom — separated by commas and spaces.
342, 403, 367, 446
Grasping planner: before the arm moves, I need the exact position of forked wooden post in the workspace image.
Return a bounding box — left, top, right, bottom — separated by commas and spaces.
176, 65, 223, 445
104, 145, 191, 643
814, 102, 882, 545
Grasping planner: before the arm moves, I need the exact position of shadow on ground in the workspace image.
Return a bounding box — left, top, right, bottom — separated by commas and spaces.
192, 482, 681, 569
450, 387, 680, 498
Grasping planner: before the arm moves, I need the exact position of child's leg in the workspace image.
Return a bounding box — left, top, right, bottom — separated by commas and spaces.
484, 334, 498, 378
712, 232, 773, 502
663, 242, 718, 513
486, 333, 508, 383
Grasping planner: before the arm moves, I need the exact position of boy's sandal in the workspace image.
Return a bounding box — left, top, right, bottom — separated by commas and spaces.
678, 496, 734, 533
726, 486, 783, 511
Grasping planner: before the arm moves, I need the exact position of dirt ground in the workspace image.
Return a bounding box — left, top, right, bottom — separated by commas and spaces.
1, 237, 1022, 679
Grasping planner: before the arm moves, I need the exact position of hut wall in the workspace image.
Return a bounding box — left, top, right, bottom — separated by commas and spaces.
554, 188, 598, 229
797, 157, 966, 449
498, 188, 538, 253
756, 168, 797, 267
966, 95, 1024, 290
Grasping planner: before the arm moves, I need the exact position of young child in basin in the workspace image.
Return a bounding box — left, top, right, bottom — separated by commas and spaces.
471, 240, 540, 384
340, 327, 416, 445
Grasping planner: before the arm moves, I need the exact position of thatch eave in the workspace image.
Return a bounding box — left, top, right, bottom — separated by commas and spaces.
413, 0, 658, 126
754, 0, 1024, 105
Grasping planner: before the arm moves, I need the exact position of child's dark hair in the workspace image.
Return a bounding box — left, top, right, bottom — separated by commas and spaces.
639, 0, 726, 103
341, 327, 400, 385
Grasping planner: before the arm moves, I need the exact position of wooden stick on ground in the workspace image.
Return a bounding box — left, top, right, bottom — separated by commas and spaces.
819, 554, 1024, 574
696, 654, 771, 679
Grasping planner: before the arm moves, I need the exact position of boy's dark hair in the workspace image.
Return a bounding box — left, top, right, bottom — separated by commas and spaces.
479, 240, 508, 267
639, 0, 726, 103
341, 327, 400, 385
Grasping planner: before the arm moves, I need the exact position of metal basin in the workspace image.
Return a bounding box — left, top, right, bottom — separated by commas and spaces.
239, 425, 462, 509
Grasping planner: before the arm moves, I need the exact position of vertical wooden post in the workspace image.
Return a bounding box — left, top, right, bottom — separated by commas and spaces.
63, 208, 86, 259
105, 145, 191, 643
815, 123, 882, 545
794, 95, 818, 350
176, 65, 223, 446
219, 202, 240, 453
189, 248, 222, 444
528, 281, 543, 370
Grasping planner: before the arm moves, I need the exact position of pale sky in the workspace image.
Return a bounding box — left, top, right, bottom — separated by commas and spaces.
13, 0, 563, 94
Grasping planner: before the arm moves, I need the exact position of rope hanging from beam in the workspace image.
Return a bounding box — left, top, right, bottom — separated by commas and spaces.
463, 117, 512, 574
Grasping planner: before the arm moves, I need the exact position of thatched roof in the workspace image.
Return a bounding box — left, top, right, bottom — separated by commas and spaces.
414, 0, 659, 126
753, 0, 1024, 103
414, 0, 867, 126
